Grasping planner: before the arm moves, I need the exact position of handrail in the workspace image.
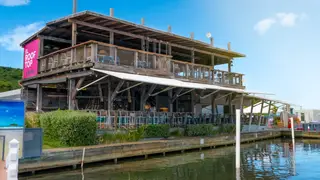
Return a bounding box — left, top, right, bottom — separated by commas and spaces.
171, 59, 213, 69
38, 40, 94, 60
94, 41, 172, 58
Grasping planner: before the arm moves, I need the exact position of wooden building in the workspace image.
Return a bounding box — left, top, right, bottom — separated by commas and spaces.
19, 9, 291, 129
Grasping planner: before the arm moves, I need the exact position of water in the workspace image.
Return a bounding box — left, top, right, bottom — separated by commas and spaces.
22, 139, 320, 180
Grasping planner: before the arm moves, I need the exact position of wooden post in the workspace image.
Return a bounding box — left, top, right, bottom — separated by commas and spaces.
158, 41, 161, 54
168, 89, 173, 113
229, 94, 233, 123
140, 85, 146, 111
141, 38, 145, 62
211, 55, 215, 82
110, 8, 114, 17
36, 84, 42, 112
108, 81, 112, 111
153, 41, 157, 69
168, 25, 171, 33
190, 32, 194, 39
210, 37, 214, 46
104, 84, 108, 109
191, 49, 195, 79
39, 37, 44, 57
191, 91, 195, 113
211, 94, 217, 123
73, 0, 77, 14
134, 51, 138, 68
71, 0, 77, 65
68, 79, 75, 110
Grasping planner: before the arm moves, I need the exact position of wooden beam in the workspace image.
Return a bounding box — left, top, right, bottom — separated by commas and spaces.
168, 89, 173, 112
111, 80, 124, 101
72, 77, 85, 100
37, 35, 71, 44
98, 83, 103, 102
68, 19, 233, 59
36, 84, 42, 112
108, 81, 112, 110
68, 79, 76, 110
140, 85, 146, 110
172, 88, 183, 102
143, 84, 157, 102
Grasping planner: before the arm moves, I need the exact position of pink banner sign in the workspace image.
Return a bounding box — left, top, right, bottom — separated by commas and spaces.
23, 39, 39, 79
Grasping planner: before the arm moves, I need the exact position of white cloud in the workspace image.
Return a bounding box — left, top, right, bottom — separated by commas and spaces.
0, 0, 30, 6
254, 18, 276, 35
254, 12, 307, 35
276, 13, 306, 27
0, 22, 43, 51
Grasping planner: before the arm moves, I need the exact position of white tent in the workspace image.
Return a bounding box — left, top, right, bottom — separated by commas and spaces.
0, 89, 21, 100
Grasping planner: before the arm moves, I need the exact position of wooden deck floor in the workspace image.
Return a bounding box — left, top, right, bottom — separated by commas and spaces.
0, 161, 6, 180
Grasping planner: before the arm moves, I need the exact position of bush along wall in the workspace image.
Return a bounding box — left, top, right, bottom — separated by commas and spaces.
143, 124, 170, 138
185, 124, 217, 136
39, 110, 97, 146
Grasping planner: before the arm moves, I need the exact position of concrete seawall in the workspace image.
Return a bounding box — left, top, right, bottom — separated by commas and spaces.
19, 131, 281, 174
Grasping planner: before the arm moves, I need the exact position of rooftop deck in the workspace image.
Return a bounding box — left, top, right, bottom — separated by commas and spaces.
36, 40, 244, 89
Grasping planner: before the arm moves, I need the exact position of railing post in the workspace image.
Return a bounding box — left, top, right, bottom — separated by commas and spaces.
114, 47, 118, 65
172, 62, 175, 76
222, 71, 225, 84
134, 51, 138, 68
6, 139, 19, 180
83, 45, 87, 63
186, 64, 189, 78
90, 43, 97, 63
153, 54, 157, 69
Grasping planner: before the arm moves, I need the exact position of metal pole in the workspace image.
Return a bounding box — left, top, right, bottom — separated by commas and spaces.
236, 109, 241, 169
73, 0, 77, 14
290, 117, 295, 146
290, 117, 296, 176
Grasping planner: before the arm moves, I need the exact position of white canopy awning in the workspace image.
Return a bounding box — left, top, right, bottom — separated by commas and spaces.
91, 68, 206, 89
91, 68, 279, 95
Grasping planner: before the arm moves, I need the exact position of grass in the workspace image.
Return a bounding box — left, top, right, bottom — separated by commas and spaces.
43, 136, 68, 149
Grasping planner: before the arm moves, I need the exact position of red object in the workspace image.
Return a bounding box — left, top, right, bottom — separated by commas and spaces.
288, 118, 292, 128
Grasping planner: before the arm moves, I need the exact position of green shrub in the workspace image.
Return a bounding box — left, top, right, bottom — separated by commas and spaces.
39, 110, 97, 146
143, 124, 170, 138
170, 128, 184, 137
185, 124, 217, 136
218, 124, 236, 134
101, 127, 145, 144
25, 112, 40, 128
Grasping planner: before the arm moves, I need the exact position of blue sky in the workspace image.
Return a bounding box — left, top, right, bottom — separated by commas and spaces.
0, 0, 319, 109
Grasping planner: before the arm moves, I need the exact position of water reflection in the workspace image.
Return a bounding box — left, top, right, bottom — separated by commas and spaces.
22, 139, 320, 180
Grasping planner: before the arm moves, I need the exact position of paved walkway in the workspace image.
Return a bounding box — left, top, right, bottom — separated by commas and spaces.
0, 161, 6, 180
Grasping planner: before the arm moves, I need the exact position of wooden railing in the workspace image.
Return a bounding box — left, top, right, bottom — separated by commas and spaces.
170, 60, 244, 88
38, 40, 244, 88
95, 41, 171, 75
85, 110, 237, 130
38, 41, 94, 73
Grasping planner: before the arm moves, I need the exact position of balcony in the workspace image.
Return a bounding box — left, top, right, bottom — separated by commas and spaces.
38, 40, 244, 89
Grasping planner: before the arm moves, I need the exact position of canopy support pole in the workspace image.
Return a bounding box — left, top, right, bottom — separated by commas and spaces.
248, 99, 254, 132
77, 75, 109, 91
117, 82, 144, 94
150, 86, 174, 97
200, 89, 220, 99
258, 100, 265, 130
